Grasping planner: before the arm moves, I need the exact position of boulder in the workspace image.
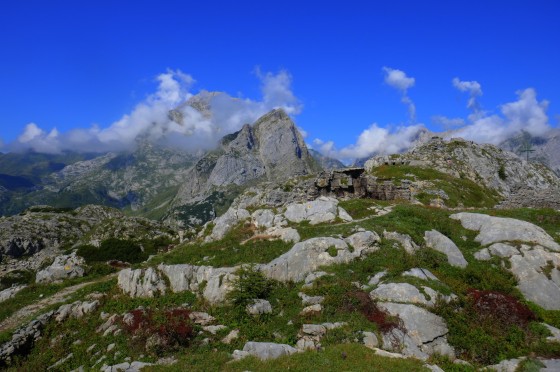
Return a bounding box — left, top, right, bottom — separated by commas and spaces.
252, 209, 276, 228
450, 213, 560, 251
235, 341, 299, 360
363, 331, 379, 349
488, 243, 519, 258
0, 285, 26, 303
424, 230, 468, 268
246, 299, 273, 315
344, 231, 380, 251
402, 268, 438, 281
284, 197, 339, 225
260, 236, 373, 282
378, 302, 453, 359
208, 208, 250, 241
338, 207, 353, 222
371, 283, 433, 306
158, 264, 238, 304
35, 252, 85, 284
510, 250, 560, 310
117, 267, 166, 298
383, 231, 419, 254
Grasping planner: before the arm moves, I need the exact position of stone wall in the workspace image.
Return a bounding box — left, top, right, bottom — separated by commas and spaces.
315, 168, 412, 201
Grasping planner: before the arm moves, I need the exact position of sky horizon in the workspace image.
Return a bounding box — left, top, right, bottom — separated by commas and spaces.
1, 1, 559, 161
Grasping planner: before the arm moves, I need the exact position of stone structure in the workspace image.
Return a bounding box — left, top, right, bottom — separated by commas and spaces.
315, 168, 412, 201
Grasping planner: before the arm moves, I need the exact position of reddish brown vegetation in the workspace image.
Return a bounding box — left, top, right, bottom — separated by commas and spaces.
467, 289, 536, 327
121, 307, 194, 354
342, 290, 403, 333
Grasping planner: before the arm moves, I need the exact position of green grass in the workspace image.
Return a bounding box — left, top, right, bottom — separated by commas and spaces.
370, 165, 500, 208
338, 199, 390, 219
151, 223, 293, 267
224, 344, 428, 372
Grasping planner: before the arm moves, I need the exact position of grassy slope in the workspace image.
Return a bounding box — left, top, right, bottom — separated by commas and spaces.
3, 193, 560, 369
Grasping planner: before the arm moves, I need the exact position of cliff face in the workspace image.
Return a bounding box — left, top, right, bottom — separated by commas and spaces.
169, 109, 319, 223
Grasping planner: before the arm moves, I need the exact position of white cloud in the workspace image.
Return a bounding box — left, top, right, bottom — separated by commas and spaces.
450, 88, 551, 144
383, 67, 415, 91
382, 67, 416, 122
8, 68, 303, 154
314, 123, 426, 162
452, 77, 482, 110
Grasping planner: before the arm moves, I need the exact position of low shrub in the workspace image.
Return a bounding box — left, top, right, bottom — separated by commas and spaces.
121, 307, 194, 355
228, 266, 275, 308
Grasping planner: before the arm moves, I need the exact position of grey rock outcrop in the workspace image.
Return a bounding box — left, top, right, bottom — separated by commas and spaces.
0, 285, 26, 303
246, 299, 273, 315
206, 208, 250, 241
378, 302, 453, 360
371, 283, 433, 306
450, 213, 560, 309
170, 109, 319, 224
260, 234, 378, 282
35, 252, 85, 283
0, 300, 99, 366
451, 213, 560, 251
383, 231, 419, 254
284, 196, 342, 225
117, 268, 166, 298
424, 230, 468, 268
158, 264, 237, 304
366, 136, 560, 199
233, 341, 299, 361
402, 268, 438, 281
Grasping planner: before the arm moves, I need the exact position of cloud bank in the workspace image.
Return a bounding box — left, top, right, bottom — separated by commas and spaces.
449, 87, 551, 144
6, 68, 302, 154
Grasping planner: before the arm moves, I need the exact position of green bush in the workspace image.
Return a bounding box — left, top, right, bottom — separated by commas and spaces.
0, 269, 34, 290
77, 238, 145, 264
228, 266, 275, 308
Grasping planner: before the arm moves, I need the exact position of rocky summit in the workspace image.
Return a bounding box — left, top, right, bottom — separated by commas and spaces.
1, 114, 560, 371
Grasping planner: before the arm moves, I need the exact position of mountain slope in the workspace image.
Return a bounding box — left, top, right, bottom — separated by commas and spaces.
500, 129, 560, 176
168, 109, 320, 226
365, 136, 560, 198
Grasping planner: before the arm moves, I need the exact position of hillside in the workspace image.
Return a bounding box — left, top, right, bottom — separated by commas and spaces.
0, 149, 559, 370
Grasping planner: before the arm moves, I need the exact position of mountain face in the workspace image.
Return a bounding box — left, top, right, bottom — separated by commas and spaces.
168, 109, 320, 225
500, 129, 560, 176
0, 143, 198, 219
365, 136, 560, 197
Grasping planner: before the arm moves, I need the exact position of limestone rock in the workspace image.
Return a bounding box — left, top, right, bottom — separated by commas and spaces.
117, 267, 166, 298
488, 243, 519, 258
542, 323, 560, 342
35, 252, 85, 284
207, 208, 250, 241
158, 264, 237, 304
251, 209, 276, 228
424, 230, 468, 268
298, 293, 324, 306
246, 299, 273, 315
474, 248, 492, 261
486, 357, 525, 372
260, 237, 372, 282
363, 331, 379, 349
284, 196, 339, 225
0, 285, 26, 303
235, 341, 299, 361
367, 271, 387, 286
371, 283, 433, 306
402, 268, 438, 281
344, 230, 380, 252
450, 213, 560, 251
378, 302, 452, 360
338, 207, 353, 222
383, 231, 419, 254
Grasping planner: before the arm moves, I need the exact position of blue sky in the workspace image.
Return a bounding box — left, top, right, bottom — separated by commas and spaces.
1, 0, 559, 159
